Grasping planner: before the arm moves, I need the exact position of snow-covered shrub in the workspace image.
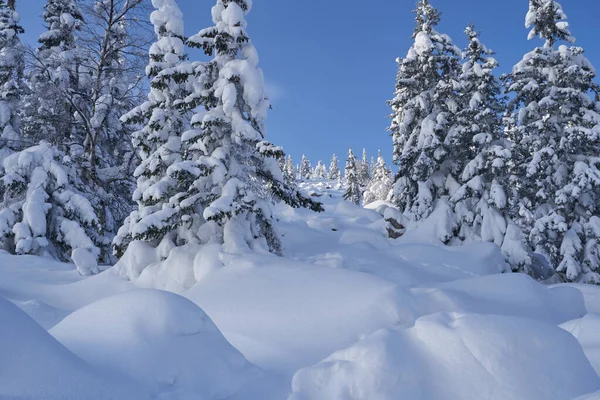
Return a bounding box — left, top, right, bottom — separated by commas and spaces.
0, 143, 107, 275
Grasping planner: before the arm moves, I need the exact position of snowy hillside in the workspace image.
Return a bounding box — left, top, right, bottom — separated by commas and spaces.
2, 181, 600, 400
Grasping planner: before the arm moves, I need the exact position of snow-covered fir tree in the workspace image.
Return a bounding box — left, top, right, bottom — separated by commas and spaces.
116, 0, 322, 263
358, 148, 370, 186
179, 0, 322, 255
328, 153, 341, 180
313, 160, 327, 180
300, 154, 312, 181
283, 154, 295, 183
363, 150, 393, 206
503, 0, 600, 282
370, 157, 376, 177
113, 0, 189, 256
449, 24, 531, 269
344, 149, 362, 205
0, 0, 24, 160
388, 0, 461, 226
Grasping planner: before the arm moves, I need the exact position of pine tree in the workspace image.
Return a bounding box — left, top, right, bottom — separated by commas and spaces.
358, 148, 370, 186
344, 149, 362, 205
328, 153, 341, 180
363, 150, 393, 205
113, 0, 189, 256
313, 160, 327, 180
300, 154, 312, 181
0, 0, 24, 160
388, 0, 461, 222
449, 24, 531, 269
503, 0, 600, 282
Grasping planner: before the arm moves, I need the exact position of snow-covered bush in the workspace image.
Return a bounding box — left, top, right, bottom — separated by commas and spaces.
0, 143, 107, 275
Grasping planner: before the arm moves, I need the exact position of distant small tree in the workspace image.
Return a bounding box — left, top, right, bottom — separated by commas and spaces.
358, 148, 370, 186
283, 155, 295, 183
344, 149, 362, 205
313, 160, 327, 180
328, 154, 341, 180
363, 150, 393, 205
300, 154, 312, 181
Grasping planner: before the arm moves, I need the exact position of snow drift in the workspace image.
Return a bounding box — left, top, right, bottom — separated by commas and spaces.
0, 295, 145, 400
290, 312, 600, 400
50, 289, 281, 399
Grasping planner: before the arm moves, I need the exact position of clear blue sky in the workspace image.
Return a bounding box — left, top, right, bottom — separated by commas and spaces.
19, 0, 600, 167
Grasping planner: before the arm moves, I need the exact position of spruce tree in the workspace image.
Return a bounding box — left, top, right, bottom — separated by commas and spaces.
358, 148, 370, 186
388, 0, 461, 222
344, 149, 362, 205
363, 150, 393, 205
113, 0, 189, 256
283, 154, 295, 183
503, 0, 600, 282
328, 153, 341, 180
300, 154, 312, 181
449, 24, 531, 269
313, 161, 327, 180
0, 0, 24, 160
176, 0, 322, 255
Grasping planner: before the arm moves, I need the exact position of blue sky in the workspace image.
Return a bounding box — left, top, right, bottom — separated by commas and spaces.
19, 0, 600, 167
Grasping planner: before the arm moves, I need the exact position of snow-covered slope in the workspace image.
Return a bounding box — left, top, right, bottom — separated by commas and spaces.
1, 180, 600, 399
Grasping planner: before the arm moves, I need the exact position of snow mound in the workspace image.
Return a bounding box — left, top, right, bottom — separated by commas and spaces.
50, 289, 275, 399
561, 313, 600, 375
0, 296, 144, 400
290, 312, 600, 400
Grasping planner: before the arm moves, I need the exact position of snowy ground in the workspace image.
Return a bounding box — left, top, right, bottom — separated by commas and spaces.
2, 180, 600, 399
